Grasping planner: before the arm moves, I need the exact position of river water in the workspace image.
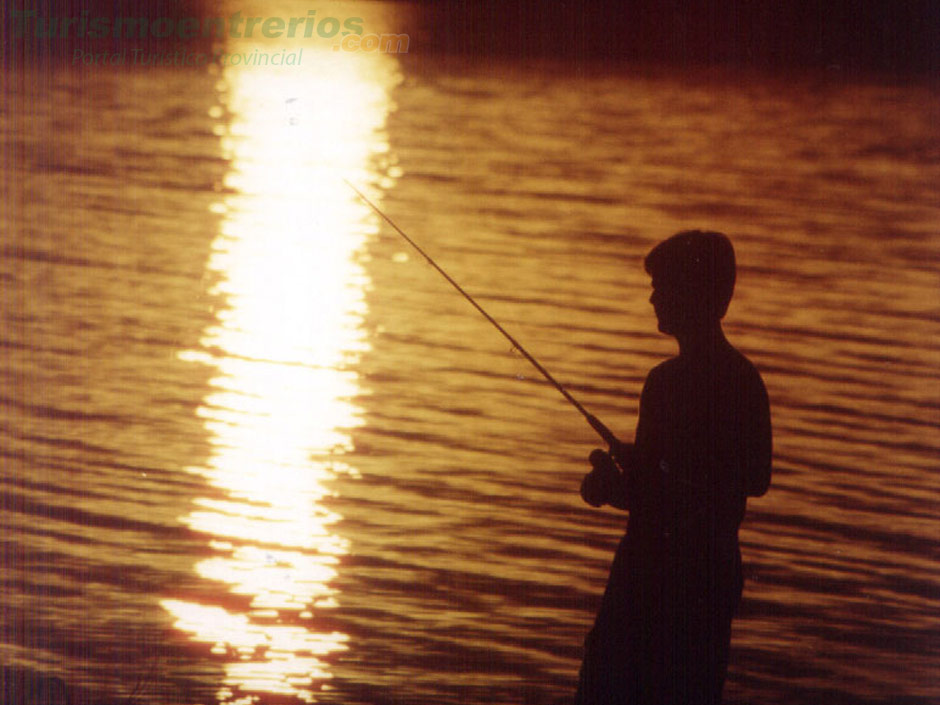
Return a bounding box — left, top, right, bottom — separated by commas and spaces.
1, 4, 938, 704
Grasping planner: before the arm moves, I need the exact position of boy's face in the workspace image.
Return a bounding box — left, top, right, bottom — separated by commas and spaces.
649, 277, 697, 336
649, 277, 677, 334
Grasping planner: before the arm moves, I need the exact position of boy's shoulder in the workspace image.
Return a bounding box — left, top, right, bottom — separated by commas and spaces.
643, 356, 682, 393
648, 356, 681, 379
724, 345, 767, 390
722, 343, 763, 375
646, 345, 766, 388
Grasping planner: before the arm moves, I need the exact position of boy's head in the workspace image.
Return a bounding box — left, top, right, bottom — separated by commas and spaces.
645, 230, 736, 333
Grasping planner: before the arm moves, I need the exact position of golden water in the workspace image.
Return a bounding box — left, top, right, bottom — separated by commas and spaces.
1, 6, 938, 704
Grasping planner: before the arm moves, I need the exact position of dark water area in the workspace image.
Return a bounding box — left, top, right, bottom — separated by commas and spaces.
414, 1, 940, 75
1, 1, 939, 703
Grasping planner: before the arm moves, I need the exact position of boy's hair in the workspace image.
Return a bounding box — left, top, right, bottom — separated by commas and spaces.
644, 230, 736, 319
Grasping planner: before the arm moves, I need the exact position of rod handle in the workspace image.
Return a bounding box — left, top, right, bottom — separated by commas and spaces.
586, 413, 618, 447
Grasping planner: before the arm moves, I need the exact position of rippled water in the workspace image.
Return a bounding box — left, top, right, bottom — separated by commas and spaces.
1, 10, 938, 705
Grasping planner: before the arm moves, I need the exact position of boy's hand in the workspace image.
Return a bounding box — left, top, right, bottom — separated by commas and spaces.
580, 449, 620, 507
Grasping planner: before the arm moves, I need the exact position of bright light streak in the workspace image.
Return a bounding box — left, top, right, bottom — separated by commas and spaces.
163, 30, 401, 704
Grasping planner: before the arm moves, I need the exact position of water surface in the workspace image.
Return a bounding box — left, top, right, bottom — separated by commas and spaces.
1, 21, 938, 705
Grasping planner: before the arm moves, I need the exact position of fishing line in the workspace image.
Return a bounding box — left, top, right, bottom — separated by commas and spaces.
343, 178, 619, 449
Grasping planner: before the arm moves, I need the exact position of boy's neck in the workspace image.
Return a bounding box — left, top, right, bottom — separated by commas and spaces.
675, 323, 729, 359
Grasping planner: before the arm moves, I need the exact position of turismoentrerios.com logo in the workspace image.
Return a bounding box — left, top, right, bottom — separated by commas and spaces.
10, 9, 410, 54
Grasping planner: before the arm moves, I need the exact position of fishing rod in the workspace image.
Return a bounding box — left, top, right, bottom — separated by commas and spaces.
343, 178, 622, 452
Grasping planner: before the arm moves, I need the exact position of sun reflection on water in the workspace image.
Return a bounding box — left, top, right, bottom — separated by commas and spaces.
161, 35, 400, 704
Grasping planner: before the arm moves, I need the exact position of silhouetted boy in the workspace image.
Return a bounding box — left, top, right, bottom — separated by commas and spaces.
576, 231, 772, 705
